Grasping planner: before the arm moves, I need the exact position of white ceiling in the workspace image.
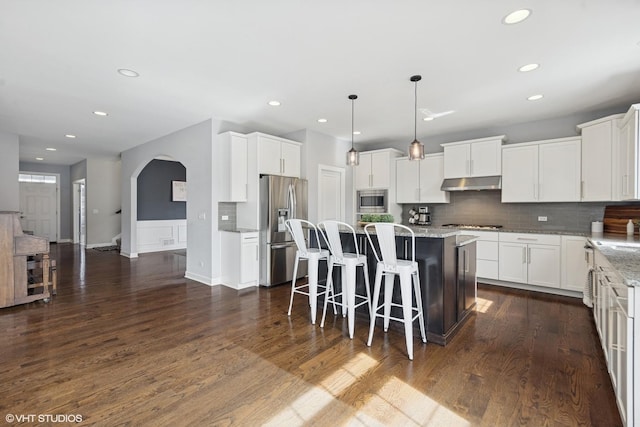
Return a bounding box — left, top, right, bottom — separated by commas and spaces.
2, 0, 640, 166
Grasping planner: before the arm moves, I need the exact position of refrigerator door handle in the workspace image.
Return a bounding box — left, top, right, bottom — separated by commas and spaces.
271, 244, 293, 250
288, 184, 296, 219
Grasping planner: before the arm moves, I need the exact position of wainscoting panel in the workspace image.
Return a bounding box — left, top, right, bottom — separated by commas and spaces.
137, 220, 187, 254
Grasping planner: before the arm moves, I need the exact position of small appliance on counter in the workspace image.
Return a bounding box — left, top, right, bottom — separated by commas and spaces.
417, 207, 431, 225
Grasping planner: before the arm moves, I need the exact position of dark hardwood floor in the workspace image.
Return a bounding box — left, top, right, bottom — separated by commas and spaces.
0, 244, 621, 426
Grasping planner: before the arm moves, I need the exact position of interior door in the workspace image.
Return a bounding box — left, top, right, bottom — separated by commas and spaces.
19, 182, 58, 241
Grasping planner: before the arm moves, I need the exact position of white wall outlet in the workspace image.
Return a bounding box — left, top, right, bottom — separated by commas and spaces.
198, 212, 206, 220
538, 216, 548, 222
221, 215, 229, 221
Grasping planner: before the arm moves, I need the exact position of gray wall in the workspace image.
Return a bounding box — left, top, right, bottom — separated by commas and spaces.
0, 131, 19, 211
401, 191, 640, 234
137, 159, 187, 220
19, 161, 72, 241
87, 157, 121, 246
361, 104, 629, 153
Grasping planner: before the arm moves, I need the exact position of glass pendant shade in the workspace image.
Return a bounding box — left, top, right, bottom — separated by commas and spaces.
409, 139, 425, 160
347, 148, 359, 166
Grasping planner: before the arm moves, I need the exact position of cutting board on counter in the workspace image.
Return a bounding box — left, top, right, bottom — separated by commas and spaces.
603, 205, 640, 235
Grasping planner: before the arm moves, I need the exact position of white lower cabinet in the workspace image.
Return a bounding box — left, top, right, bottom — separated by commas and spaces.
498, 233, 560, 288
459, 231, 499, 280
593, 248, 636, 427
561, 236, 589, 291
221, 231, 259, 289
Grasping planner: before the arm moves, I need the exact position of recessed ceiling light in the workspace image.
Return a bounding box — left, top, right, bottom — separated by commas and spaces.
117, 68, 139, 77
268, 100, 281, 106
46, 148, 57, 151
93, 111, 108, 116
317, 118, 328, 123
35, 157, 44, 161
503, 9, 531, 24
519, 63, 539, 72
65, 134, 76, 139
527, 94, 544, 101
423, 116, 435, 121
353, 131, 361, 135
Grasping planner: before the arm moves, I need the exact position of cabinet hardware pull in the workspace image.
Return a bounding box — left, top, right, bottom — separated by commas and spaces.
527, 247, 531, 264
282, 158, 285, 173
522, 247, 526, 264
404, 239, 408, 258
581, 181, 584, 199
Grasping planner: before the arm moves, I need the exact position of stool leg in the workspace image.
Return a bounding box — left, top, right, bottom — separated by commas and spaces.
320, 259, 334, 327
346, 263, 357, 339
362, 260, 372, 318
308, 257, 319, 324
340, 265, 347, 317
383, 273, 394, 332
288, 253, 300, 316
400, 270, 414, 360
367, 266, 383, 347
413, 271, 427, 343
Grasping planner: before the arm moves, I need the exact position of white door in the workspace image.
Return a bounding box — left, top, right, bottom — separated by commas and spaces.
498, 242, 527, 283
527, 244, 561, 288
318, 165, 345, 222
19, 182, 58, 241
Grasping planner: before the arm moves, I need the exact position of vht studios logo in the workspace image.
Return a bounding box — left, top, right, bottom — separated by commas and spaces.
5, 413, 83, 423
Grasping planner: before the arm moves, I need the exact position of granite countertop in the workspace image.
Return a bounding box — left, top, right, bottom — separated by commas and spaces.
219, 227, 259, 233
588, 233, 640, 287
354, 224, 459, 238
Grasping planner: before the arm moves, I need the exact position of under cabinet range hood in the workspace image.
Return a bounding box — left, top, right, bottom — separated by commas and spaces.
440, 176, 502, 191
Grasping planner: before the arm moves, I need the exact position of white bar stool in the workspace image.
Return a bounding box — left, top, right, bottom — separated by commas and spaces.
318, 220, 372, 339
364, 223, 426, 360
285, 219, 331, 324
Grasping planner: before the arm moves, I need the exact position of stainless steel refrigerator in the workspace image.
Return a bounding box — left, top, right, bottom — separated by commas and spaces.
259, 175, 308, 287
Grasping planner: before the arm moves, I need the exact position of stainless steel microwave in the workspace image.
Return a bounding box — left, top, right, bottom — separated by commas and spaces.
357, 189, 388, 213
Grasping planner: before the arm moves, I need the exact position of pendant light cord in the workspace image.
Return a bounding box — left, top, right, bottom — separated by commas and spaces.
414, 80, 418, 141
351, 97, 355, 149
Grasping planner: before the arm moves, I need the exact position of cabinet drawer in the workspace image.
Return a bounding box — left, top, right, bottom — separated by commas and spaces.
499, 232, 561, 246
477, 260, 498, 280
477, 241, 498, 261
458, 230, 499, 241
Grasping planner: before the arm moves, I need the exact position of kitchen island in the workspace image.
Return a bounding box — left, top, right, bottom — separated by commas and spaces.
332, 226, 478, 346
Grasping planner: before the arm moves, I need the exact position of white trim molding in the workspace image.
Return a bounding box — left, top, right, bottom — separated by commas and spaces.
136, 219, 187, 254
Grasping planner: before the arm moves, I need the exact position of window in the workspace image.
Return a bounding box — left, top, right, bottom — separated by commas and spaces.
19, 173, 57, 184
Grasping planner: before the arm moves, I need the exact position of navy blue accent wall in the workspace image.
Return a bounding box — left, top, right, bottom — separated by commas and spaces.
137, 159, 186, 220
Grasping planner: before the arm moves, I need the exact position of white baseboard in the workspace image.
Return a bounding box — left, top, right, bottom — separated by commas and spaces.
185, 271, 222, 286
120, 251, 138, 258
86, 242, 116, 249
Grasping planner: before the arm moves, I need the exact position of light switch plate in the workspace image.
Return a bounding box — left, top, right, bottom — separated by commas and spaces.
221, 215, 229, 221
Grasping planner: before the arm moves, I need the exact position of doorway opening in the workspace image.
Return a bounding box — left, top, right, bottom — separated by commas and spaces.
73, 179, 86, 245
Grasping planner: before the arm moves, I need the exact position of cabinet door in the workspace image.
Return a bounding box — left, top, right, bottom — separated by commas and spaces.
582, 121, 613, 201
395, 158, 420, 203
538, 139, 581, 202
229, 134, 248, 201
561, 236, 589, 291
240, 239, 259, 285
527, 244, 560, 288
443, 144, 470, 178
498, 242, 528, 283
354, 153, 372, 189
501, 145, 538, 202
370, 152, 390, 188
258, 136, 282, 175
281, 142, 301, 178
470, 139, 501, 177
619, 112, 638, 200
419, 154, 449, 203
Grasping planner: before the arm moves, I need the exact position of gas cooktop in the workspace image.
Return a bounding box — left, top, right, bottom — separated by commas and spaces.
441, 224, 504, 230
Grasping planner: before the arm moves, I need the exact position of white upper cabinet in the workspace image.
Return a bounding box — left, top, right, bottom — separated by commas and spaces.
355, 149, 401, 189
618, 104, 640, 200
577, 114, 623, 201
255, 134, 301, 178
502, 137, 581, 202
218, 131, 248, 202
442, 135, 505, 178
395, 154, 450, 204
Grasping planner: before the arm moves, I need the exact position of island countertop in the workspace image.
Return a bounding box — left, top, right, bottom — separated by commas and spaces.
588, 233, 640, 287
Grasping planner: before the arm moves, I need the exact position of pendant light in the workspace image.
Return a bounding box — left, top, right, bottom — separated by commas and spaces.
408, 75, 425, 160
346, 94, 359, 166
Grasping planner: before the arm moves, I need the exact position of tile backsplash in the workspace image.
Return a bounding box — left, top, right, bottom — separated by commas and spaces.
218, 202, 237, 231
401, 191, 640, 233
